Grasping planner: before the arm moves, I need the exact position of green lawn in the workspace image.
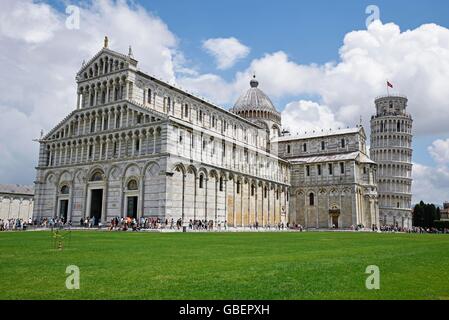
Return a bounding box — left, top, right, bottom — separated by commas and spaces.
1, 230, 449, 300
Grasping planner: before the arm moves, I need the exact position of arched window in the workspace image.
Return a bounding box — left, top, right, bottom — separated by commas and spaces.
309, 193, 315, 206
236, 180, 241, 194
127, 179, 138, 191
166, 97, 171, 112
116, 114, 121, 129
199, 174, 204, 189
147, 89, 152, 103
264, 186, 267, 198
287, 145, 291, 154
219, 177, 224, 192
60, 185, 69, 194
251, 184, 255, 196
90, 171, 103, 181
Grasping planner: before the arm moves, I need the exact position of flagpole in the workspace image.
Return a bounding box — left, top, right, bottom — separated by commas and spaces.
386, 80, 390, 96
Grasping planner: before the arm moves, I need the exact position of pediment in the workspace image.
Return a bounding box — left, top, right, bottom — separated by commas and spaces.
76, 48, 138, 81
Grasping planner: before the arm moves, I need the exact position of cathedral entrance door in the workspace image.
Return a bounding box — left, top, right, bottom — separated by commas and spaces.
329, 208, 340, 229
90, 189, 103, 225
331, 215, 339, 229
59, 199, 69, 221
126, 196, 138, 219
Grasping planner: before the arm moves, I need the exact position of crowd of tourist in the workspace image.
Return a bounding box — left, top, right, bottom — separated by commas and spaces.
0, 217, 72, 231
379, 224, 449, 234
108, 216, 168, 231
0, 218, 30, 231
1, 216, 449, 234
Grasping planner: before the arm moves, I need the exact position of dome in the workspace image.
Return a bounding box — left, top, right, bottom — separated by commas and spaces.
231, 76, 280, 116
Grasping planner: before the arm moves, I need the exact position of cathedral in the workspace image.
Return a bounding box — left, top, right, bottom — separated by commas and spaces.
33, 39, 408, 230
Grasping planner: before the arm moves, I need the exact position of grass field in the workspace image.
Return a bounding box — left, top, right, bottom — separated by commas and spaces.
1, 230, 449, 300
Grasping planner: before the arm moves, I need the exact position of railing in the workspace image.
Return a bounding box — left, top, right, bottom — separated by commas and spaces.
375, 94, 408, 100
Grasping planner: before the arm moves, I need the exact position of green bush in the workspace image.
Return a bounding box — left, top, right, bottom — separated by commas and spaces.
434, 220, 449, 229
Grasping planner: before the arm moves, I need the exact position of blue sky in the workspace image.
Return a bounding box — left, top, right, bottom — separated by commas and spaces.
46, 0, 449, 75
1, 0, 449, 203
139, 0, 449, 70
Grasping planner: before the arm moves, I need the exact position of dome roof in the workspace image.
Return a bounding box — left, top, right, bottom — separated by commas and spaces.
231, 76, 280, 116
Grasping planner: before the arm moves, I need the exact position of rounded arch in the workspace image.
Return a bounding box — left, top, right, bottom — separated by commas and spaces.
88, 165, 106, 179
123, 162, 142, 178
197, 167, 208, 178
44, 171, 56, 184
186, 165, 198, 178
126, 177, 139, 191
73, 168, 86, 184
89, 168, 105, 182
209, 169, 219, 179
172, 163, 186, 175
144, 161, 160, 177
107, 165, 122, 181
58, 170, 73, 184
60, 185, 70, 195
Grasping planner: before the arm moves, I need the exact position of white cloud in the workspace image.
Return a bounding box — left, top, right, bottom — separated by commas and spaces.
0, 0, 179, 184
281, 100, 345, 135
178, 73, 235, 105
184, 21, 449, 136
428, 138, 449, 164
202, 37, 250, 70
415, 138, 449, 205
0, 0, 59, 43
412, 162, 449, 204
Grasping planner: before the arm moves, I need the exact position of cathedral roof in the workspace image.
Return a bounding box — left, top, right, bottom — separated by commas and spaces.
231, 76, 280, 116
289, 151, 375, 165
0, 184, 34, 196
275, 127, 365, 142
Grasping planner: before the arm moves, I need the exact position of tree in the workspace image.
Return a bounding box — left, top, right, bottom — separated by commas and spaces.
413, 201, 438, 228
413, 201, 425, 227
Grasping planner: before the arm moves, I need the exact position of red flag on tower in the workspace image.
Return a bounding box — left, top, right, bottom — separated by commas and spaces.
387, 81, 393, 88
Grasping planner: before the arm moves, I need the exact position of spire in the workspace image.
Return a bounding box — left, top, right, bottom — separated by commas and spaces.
104, 36, 109, 48
250, 74, 259, 88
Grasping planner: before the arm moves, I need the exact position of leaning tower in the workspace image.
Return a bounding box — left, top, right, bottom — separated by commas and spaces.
370, 96, 413, 228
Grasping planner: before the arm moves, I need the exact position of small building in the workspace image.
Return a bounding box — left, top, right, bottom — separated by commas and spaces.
440, 202, 449, 220
275, 127, 379, 229
0, 184, 34, 220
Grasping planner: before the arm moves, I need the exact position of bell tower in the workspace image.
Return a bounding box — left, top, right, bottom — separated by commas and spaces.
370, 95, 413, 228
